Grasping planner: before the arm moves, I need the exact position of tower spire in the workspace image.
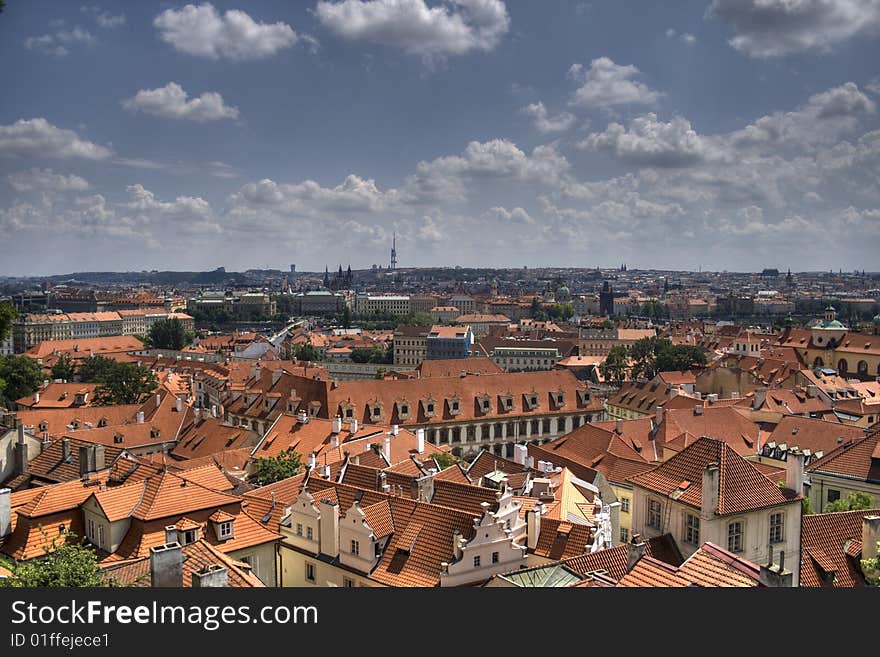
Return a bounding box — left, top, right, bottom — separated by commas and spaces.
390, 232, 397, 270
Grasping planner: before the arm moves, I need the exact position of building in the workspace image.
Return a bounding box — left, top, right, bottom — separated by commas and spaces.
800, 509, 880, 587
599, 282, 614, 316
292, 291, 345, 316
805, 430, 880, 513
393, 326, 428, 367
426, 325, 473, 360
117, 310, 194, 337
429, 306, 460, 323
354, 295, 411, 317
628, 437, 803, 583
579, 326, 656, 357
452, 314, 510, 337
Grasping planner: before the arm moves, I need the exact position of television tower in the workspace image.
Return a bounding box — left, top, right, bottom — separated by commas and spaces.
390, 232, 397, 270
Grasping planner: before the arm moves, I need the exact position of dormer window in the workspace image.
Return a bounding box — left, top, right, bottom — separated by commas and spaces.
217, 521, 233, 540
500, 394, 514, 411
183, 529, 197, 544
397, 401, 410, 420
556, 392, 565, 407
39, 421, 48, 432
480, 395, 491, 413
98, 417, 108, 427
371, 404, 382, 418
424, 398, 436, 417
449, 396, 461, 416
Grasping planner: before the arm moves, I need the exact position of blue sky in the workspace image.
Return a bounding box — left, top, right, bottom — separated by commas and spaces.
1, 0, 879, 275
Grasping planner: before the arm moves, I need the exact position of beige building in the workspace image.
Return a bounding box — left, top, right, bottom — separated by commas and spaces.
393, 326, 428, 366
629, 437, 803, 584
579, 327, 656, 357
355, 295, 411, 316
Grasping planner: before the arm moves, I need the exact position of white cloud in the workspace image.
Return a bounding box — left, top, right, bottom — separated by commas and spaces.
24, 26, 96, 57
0, 118, 111, 160
123, 184, 221, 236
730, 82, 875, 150
709, 0, 880, 57
666, 28, 696, 45
314, 0, 510, 58
81, 6, 126, 29
568, 57, 662, 109
7, 168, 90, 193
484, 206, 535, 224
407, 139, 570, 200
154, 3, 299, 60
122, 83, 240, 122
578, 114, 715, 167
520, 102, 576, 134
867, 78, 880, 96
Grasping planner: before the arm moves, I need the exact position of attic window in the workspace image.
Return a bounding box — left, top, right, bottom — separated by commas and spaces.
344, 407, 354, 419
530, 395, 538, 407
183, 529, 198, 545
98, 418, 108, 428
217, 521, 234, 540
556, 393, 565, 406
481, 398, 491, 412
372, 405, 381, 417
39, 421, 48, 432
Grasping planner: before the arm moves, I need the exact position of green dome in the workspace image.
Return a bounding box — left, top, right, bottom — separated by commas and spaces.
817, 320, 846, 330
873, 313, 880, 323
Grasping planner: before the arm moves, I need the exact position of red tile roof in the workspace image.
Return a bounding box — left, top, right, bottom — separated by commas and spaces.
806, 431, 880, 483
800, 508, 880, 587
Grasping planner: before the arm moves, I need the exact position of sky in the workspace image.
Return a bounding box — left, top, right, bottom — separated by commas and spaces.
0, 0, 879, 275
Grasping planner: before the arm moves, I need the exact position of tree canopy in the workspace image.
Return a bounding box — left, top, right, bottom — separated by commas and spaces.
50, 353, 76, 382
290, 343, 323, 362
251, 450, 303, 486
78, 355, 118, 383
0, 355, 44, 406
148, 318, 192, 350
92, 362, 158, 406
350, 346, 393, 364
0, 301, 15, 341
824, 491, 875, 513
0, 532, 102, 588
599, 345, 629, 387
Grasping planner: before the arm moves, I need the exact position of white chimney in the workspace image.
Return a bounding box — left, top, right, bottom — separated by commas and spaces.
655, 406, 664, 425
391, 424, 399, 436
701, 464, 719, 520
350, 419, 358, 434
707, 393, 719, 403
513, 443, 527, 466
416, 428, 425, 454
332, 416, 342, 434
135, 409, 145, 424
0, 488, 11, 538
785, 450, 805, 494
694, 405, 704, 416
211, 404, 218, 418
322, 464, 331, 479
318, 499, 340, 558
33, 391, 40, 404
331, 434, 339, 448
308, 452, 317, 469
615, 419, 623, 434
863, 516, 880, 561
384, 436, 392, 461
155, 393, 162, 406
176, 397, 183, 413
527, 501, 543, 550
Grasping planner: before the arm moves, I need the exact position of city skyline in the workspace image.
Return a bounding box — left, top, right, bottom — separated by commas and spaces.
2, 1, 880, 275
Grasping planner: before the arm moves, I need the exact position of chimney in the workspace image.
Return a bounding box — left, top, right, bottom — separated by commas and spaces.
13, 426, 28, 475
164, 525, 178, 545
391, 424, 399, 436
526, 501, 543, 550
863, 516, 880, 562
191, 564, 228, 588
694, 404, 704, 416
806, 385, 818, 398
136, 410, 145, 424
416, 428, 425, 454
626, 533, 646, 572
176, 397, 183, 413
452, 530, 463, 560
753, 388, 767, 410
150, 543, 184, 588
707, 393, 719, 403
615, 419, 623, 434
61, 438, 71, 462
33, 391, 40, 405
694, 392, 702, 400
318, 499, 340, 558
785, 449, 805, 495
211, 404, 218, 418
78, 445, 93, 477
701, 463, 720, 520
384, 436, 392, 461
0, 488, 11, 538
155, 393, 162, 407
655, 406, 664, 425
350, 419, 359, 434
93, 445, 105, 471
322, 464, 331, 478
512, 443, 527, 466
308, 452, 317, 469
271, 368, 283, 386
759, 545, 793, 587
332, 416, 342, 434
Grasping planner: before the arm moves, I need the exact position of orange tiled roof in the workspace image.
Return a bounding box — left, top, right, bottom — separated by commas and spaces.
800, 508, 880, 587
628, 437, 799, 516
806, 431, 880, 482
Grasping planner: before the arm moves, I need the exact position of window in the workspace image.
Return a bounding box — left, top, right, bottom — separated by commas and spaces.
218, 521, 233, 540
296, 523, 303, 537
769, 513, 784, 544
344, 408, 353, 419
621, 497, 630, 513
306, 526, 313, 540
87, 518, 96, 542
720, 520, 744, 553
98, 524, 105, 549
351, 539, 360, 556
343, 578, 354, 588
505, 398, 513, 409
372, 406, 381, 417
451, 400, 459, 412
685, 514, 700, 545
400, 404, 409, 416
426, 403, 434, 414
620, 527, 629, 543
647, 500, 662, 529
305, 563, 315, 582
183, 529, 197, 545
492, 551, 499, 564
473, 555, 481, 567
827, 489, 841, 503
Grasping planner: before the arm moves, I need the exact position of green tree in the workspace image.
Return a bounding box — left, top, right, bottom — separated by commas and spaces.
92, 362, 158, 405
431, 452, 458, 470
0, 355, 44, 405
148, 318, 192, 350
50, 353, 76, 382
824, 491, 875, 513
78, 355, 118, 383
600, 345, 629, 386
291, 343, 323, 362
863, 542, 880, 586
0, 301, 15, 341
1, 532, 102, 588
655, 344, 706, 373
342, 306, 352, 329
350, 348, 372, 363
251, 450, 303, 485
